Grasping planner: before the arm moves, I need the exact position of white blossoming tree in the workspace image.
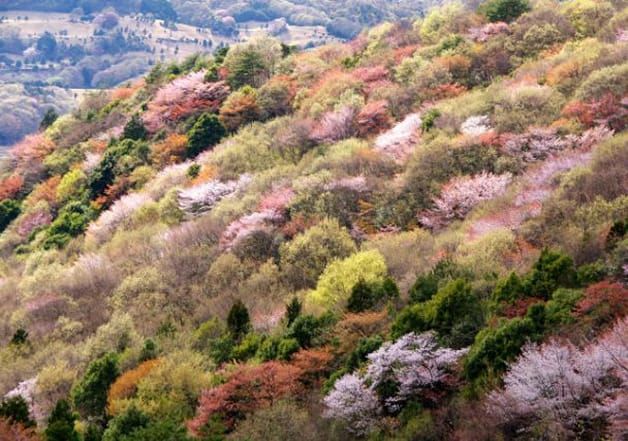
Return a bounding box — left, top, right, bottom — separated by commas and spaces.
420, 172, 512, 229
324, 332, 467, 433
488, 317, 628, 437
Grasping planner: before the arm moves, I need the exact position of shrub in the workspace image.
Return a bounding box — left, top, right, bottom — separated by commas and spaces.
285, 297, 302, 327
464, 310, 544, 380
231, 333, 263, 362
393, 279, 483, 347
44, 400, 79, 441
279, 219, 357, 290
492, 272, 526, 303
186, 113, 226, 158
0, 396, 33, 428
307, 250, 388, 310
102, 406, 149, 441
492, 85, 564, 133
107, 359, 161, 415
0, 199, 20, 233
227, 300, 251, 342
524, 249, 577, 299
287, 315, 325, 349
346, 277, 399, 313
219, 86, 261, 132
575, 62, 628, 101
480, 0, 531, 22
122, 114, 147, 141
72, 353, 120, 418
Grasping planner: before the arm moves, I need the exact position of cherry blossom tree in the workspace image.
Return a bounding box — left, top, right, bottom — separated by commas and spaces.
468, 22, 510, 42
374, 113, 422, 162
86, 192, 152, 244
310, 106, 356, 143
420, 172, 512, 229
323, 374, 380, 435
460, 115, 491, 136
324, 332, 466, 433
366, 332, 468, 412
177, 175, 250, 216
488, 317, 628, 437
503, 127, 568, 162
144, 73, 230, 132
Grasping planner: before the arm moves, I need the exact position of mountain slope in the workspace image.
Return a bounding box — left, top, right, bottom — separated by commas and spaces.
0, 0, 626, 440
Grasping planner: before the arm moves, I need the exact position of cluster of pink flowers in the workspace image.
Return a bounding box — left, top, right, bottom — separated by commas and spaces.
143, 72, 230, 132
374, 113, 422, 162
460, 115, 491, 136
503, 127, 569, 162
323, 175, 369, 193
324, 332, 466, 434
258, 186, 296, 212
310, 106, 356, 143
5, 378, 41, 421
323, 374, 381, 435
467, 22, 510, 42
219, 185, 297, 250
467, 126, 613, 239
420, 172, 512, 229
87, 192, 152, 244
178, 175, 250, 216
220, 209, 284, 250
16, 210, 52, 238
488, 317, 628, 437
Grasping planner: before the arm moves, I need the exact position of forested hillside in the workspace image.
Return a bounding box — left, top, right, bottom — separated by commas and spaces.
0, 0, 626, 439
1, 0, 438, 38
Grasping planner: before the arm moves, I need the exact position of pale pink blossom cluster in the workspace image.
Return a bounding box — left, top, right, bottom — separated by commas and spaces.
258, 186, 296, 212
323, 175, 369, 193
324, 332, 466, 433
574, 125, 614, 150
468, 22, 510, 42
374, 113, 422, 162
323, 374, 381, 435
467, 127, 613, 239
178, 177, 246, 216
9, 133, 53, 164
87, 192, 153, 244
488, 317, 628, 438
420, 172, 512, 229
81, 151, 103, 174
220, 209, 283, 250
5, 378, 42, 421
310, 106, 356, 143
366, 332, 468, 412
503, 127, 569, 162
143, 72, 230, 131
16, 210, 52, 238
460, 115, 491, 136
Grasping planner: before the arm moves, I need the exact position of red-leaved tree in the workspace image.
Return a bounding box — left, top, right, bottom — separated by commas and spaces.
187, 362, 303, 434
